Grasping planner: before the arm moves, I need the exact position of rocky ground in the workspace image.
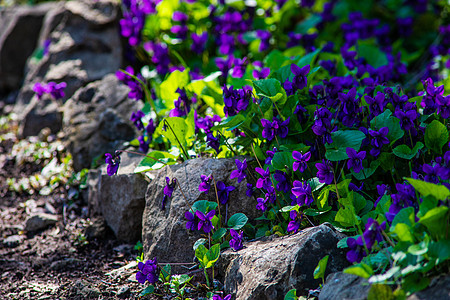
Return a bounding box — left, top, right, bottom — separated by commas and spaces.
0, 122, 150, 299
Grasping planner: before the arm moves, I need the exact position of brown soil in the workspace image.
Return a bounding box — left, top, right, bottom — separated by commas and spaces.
0, 132, 149, 299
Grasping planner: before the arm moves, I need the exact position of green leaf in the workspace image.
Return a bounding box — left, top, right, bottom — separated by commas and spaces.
313, 255, 329, 280
370, 110, 404, 145
335, 206, 358, 227
337, 237, 350, 249
393, 223, 415, 243
140, 285, 155, 296
264, 50, 289, 71
377, 152, 394, 172
344, 263, 374, 279
357, 40, 388, 68
253, 78, 287, 105
393, 142, 424, 160
192, 200, 218, 214
284, 289, 298, 300
368, 284, 394, 300
205, 244, 221, 268
227, 213, 248, 230
304, 208, 330, 216
295, 14, 322, 34
391, 207, 415, 229
195, 244, 208, 266
160, 69, 189, 104
425, 120, 449, 154
419, 206, 449, 237
296, 48, 321, 69
325, 130, 366, 161
352, 160, 380, 180
193, 238, 207, 251
272, 151, 295, 171
134, 151, 177, 173
211, 228, 227, 241
156, 117, 192, 158
406, 178, 450, 201
402, 273, 430, 293
211, 114, 246, 131
280, 205, 298, 212
428, 240, 450, 262
368, 266, 400, 283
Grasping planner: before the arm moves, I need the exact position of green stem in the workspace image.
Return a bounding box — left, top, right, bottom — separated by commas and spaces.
204, 268, 210, 287
120, 69, 159, 121
172, 50, 188, 69
163, 119, 190, 161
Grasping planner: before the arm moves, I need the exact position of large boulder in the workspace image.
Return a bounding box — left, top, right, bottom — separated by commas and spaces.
14, 0, 123, 137
142, 157, 259, 265
319, 272, 371, 300
0, 2, 56, 96
62, 74, 141, 171
218, 224, 350, 299
87, 152, 149, 243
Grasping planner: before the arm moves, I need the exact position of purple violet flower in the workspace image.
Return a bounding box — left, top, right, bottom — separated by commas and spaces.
261, 118, 279, 141
287, 210, 303, 233
369, 127, 389, 157
229, 229, 244, 251
230, 159, 247, 183
212, 294, 232, 300
33, 82, 48, 99
191, 32, 208, 55
136, 257, 158, 284
216, 181, 236, 204
246, 183, 254, 197
256, 196, 268, 211
138, 135, 149, 153
291, 64, 310, 90
362, 218, 386, 250
105, 152, 121, 176
255, 167, 272, 190
346, 148, 366, 174
273, 171, 290, 193
291, 181, 314, 206
185, 211, 196, 231
130, 110, 145, 130
196, 210, 215, 233
199, 175, 212, 193
315, 160, 334, 184
292, 151, 311, 172
162, 177, 177, 210
265, 147, 277, 165
346, 237, 367, 263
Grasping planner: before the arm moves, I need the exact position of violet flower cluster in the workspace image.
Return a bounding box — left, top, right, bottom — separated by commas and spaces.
33, 82, 66, 100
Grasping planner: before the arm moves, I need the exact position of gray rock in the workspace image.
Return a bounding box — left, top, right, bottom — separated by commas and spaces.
62, 74, 141, 171
3, 235, 25, 248
84, 217, 107, 240
0, 2, 55, 95
319, 272, 371, 300
87, 153, 149, 242
408, 275, 450, 300
117, 286, 130, 298
218, 224, 350, 299
69, 280, 101, 298
142, 157, 266, 268
25, 213, 58, 231
15, 0, 123, 137
50, 258, 81, 271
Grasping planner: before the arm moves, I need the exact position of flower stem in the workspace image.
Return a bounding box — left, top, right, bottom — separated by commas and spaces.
211, 174, 222, 223
175, 178, 193, 212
